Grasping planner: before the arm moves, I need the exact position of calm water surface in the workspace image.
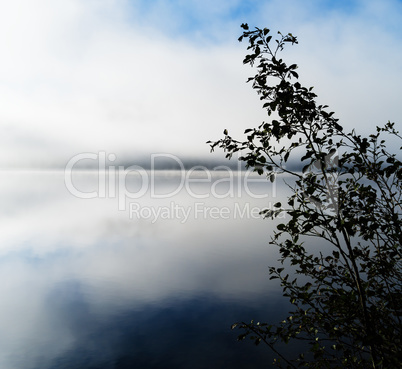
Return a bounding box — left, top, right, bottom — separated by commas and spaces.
0, 170, 294, 369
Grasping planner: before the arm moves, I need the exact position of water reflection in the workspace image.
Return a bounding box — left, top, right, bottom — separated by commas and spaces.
0, 171, 291, 369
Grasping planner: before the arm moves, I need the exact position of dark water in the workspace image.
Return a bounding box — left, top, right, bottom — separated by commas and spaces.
0, 170, 294, 369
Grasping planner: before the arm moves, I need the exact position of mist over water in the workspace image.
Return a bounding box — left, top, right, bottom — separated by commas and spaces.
0, 170, 294, 369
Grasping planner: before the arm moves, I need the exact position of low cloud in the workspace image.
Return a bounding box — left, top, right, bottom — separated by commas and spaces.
0, 0, 400, 168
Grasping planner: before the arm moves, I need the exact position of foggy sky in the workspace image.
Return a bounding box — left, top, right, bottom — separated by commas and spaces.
0, 0, 401, 168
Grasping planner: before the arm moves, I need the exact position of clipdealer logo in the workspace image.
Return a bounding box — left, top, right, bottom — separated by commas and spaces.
64, 152, 278, 213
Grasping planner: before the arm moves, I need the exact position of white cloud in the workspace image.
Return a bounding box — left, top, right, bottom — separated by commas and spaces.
0, 0, 263, 168
0, 0, 401, 168
242, 0, 402, 133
